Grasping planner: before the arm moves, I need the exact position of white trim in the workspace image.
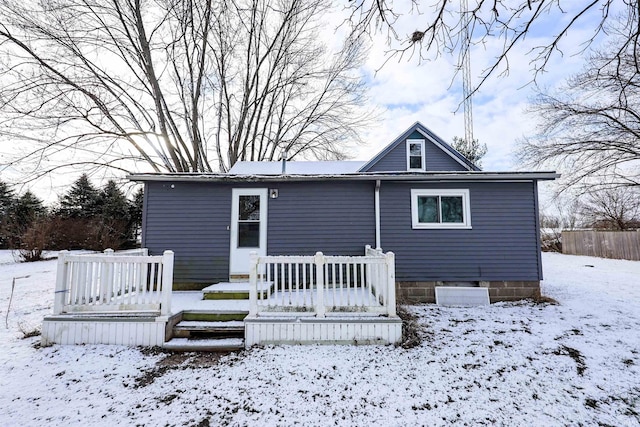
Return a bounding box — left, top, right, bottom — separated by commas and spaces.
406, 139, 425, 171
411, 189, 472, 229
129, 172, 559, 182
230, 188, 268, 275
414, 128, 474, 171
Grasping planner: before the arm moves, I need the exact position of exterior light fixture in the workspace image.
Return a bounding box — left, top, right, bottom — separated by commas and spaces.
269, 189, 279, 199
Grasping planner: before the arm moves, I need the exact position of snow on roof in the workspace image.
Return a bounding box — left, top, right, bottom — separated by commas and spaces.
228, 161, 366, 175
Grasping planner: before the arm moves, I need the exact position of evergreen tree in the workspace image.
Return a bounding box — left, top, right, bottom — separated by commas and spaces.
452, 136, 488, 169
128, 187, 144, 244
58, 174, 101, 218
0, 181, 17, 248
100, 180, 131, 222
11, 190, 46, 235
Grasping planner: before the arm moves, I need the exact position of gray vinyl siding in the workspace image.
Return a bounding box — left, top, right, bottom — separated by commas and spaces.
379, 181, 541, 282
365, 142, 406, 172
142, 180, 376, 283
142, 178, 541, 283
365, 130, 469, 172
143, 181, 232, 284
268, 181, 375, 255
425, 141, 467, 171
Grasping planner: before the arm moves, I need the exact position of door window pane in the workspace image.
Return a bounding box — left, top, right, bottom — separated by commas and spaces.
238, 223, 260, 247
441, 196, 463, 223
417, 196, 439, 223
239, 195, 260, 220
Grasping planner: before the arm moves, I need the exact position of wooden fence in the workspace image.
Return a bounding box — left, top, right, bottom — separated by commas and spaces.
562, 230, 640, 261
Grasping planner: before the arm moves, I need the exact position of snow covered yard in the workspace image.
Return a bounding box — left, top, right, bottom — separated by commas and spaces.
1, 251, 639, 426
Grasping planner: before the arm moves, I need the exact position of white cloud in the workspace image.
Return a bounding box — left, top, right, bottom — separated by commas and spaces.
354, 5, 605, 173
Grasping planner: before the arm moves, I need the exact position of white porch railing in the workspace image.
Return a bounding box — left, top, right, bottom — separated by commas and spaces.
248, 246, 396, 317
53, 249, 174, 316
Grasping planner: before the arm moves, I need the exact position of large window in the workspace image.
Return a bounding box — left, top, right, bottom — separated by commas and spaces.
411, 189, 471, 229
406, 139, 425, 171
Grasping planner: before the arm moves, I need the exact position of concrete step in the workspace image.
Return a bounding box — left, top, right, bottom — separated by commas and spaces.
163, 337, 244, 352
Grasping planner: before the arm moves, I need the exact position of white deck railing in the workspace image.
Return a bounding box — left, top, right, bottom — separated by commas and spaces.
249, 246, 396, 317
53, 249, 174, 316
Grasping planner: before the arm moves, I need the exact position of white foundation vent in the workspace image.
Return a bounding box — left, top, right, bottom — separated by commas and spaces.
435, 287, 490, 306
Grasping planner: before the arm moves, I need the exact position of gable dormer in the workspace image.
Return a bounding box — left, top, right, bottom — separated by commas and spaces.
359, 122, 480, 173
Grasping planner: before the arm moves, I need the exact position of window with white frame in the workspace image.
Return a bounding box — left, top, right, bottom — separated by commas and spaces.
406, 139, 425, 171
411, 189, 471, 229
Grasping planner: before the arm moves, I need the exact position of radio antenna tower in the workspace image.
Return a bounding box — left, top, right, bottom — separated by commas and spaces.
461, 0, 474, 152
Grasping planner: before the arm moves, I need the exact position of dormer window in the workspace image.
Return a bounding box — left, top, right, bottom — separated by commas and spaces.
406, 139, 425, 171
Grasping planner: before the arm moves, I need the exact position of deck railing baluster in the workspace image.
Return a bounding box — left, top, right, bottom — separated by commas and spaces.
54, 250, 171, 315
246, 250, 396, 316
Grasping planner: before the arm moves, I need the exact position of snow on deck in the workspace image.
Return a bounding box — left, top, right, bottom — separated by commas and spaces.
171, 291, 249, 314
202, 281, 271, 292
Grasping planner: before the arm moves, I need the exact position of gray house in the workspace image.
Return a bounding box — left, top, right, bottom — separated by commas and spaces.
130, 122, 557, 303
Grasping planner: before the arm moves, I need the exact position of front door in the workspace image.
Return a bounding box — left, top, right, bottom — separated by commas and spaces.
229, 188, 268, 277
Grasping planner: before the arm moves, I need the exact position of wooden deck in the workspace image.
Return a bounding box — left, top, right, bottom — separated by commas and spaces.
42, 248, 402, 349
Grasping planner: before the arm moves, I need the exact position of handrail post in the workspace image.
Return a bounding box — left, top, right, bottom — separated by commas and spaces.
160, 250, 174, 316
315, 252, 325, 318
386, 251, 396, 317
104, 248, 114, 255
53, 250, 69, 315
249, 251, 258, 316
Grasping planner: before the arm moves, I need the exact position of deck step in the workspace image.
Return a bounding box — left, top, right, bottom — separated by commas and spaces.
202, 281, 271, 300
181, 310, 248, 322
163, 337, 244, 352
172, 320, 245, 339
174, 320, 245, 332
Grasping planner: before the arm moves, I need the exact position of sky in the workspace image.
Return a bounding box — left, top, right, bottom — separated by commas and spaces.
0, 1, 617, 205
352, 2, 609, 172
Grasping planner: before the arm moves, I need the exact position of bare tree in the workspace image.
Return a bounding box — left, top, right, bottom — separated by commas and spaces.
579, 187, 640, 230
540, 193, 582, 251
518, 34, 640, 190
346, 1, 640, 92
0, 0, 373, 183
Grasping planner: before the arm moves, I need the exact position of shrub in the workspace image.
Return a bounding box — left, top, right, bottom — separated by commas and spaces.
17, 217, 55, 262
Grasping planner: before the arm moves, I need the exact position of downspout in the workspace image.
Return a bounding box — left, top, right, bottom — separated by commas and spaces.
375, 180, 381, 250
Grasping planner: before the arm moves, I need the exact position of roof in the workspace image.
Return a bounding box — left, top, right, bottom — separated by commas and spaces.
358, 121, 480, 172
229, 161, 366, 175
128, 121, 557, 183
129, 171, 560, 183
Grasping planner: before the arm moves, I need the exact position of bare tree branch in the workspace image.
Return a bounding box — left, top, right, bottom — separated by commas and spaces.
518, 33, 640, 191
346, 1, 639, 95
0, 0, 375, 183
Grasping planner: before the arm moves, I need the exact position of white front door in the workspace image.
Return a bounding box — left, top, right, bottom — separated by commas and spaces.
229, 188, 268, 276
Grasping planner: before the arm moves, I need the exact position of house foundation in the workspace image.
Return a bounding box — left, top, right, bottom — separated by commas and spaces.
396, 280, 541, 303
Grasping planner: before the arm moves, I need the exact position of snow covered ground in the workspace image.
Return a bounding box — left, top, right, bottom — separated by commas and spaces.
1, 250, 639, 426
